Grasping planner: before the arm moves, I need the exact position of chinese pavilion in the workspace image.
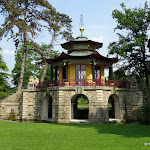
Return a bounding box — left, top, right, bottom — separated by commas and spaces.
46, 29, 118, 87
0, 23, 144, 124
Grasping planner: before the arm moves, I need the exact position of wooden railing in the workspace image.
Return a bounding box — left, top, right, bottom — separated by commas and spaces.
36, 79, 130, 89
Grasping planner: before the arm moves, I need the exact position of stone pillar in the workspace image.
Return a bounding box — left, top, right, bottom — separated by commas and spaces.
66, 63, 68, 81
55, 67, 57, 81
109, 65, 113, 80
51, 65, 53, 83
92, 63, 95, 80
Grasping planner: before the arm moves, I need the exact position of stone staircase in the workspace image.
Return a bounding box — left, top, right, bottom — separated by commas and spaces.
0, 90, 22, 103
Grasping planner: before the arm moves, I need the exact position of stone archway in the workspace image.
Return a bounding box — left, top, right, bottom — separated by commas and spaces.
108, 94, 120, 119
71, 94, 89, 120
42, 95, 53, 120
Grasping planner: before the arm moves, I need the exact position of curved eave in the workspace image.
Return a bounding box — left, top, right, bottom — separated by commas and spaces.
91, 51, 118, 63
46, 52, 118, 64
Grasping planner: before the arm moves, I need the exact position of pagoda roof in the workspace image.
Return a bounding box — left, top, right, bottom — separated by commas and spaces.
46, 51, 118, 64
61, 36, 103, 50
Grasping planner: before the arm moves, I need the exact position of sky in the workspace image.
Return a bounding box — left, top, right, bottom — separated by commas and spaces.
0, 0, 148, 85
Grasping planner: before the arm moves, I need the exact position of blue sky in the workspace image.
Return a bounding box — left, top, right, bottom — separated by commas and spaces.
0, 0, 148, 84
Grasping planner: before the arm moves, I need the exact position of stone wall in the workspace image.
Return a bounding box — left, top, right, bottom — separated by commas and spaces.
0, 85, 144, 123
119, 90, 143, 122
0, 91, 22, 120
47, 86, 144, 123
20, 90, 43, 121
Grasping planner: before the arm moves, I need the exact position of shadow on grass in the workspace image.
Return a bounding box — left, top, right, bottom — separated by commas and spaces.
52, 123, 150, 138
1, 119, 150, 139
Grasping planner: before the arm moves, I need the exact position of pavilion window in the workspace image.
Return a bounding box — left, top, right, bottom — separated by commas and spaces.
75, 65, 86, 85
75, 65, 86, 79
76, 44, 86, 49
95, 66, 100, 79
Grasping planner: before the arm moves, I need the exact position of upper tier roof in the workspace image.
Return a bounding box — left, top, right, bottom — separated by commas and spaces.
47, 28, 118, 65
61, 36, 103, 51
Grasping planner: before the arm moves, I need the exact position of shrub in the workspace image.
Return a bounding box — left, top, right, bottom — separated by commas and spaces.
137, 104, 150, 125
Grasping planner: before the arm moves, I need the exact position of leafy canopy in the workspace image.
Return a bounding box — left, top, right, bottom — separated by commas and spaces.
0, 47, 10, 98
11, 43, 59, 86
108, 2, 150, 88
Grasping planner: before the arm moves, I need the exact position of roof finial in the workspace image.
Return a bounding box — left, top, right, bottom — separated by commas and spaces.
79, 14, 84, 36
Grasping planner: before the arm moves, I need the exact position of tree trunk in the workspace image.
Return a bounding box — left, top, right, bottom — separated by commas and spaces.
142, 45, 149, 89
17, 34, 27, 91
17, 0, 27, 91
40, 32, 55, 83
40, 63, 48, 83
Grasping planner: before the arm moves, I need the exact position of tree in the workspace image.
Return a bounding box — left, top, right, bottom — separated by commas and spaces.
108, 2, 150, 90
0, 47, 9, 98
39, 11, 72, 82
113, 68, 128, 81
36, 43, 59, 82
31, 43, 59, 82
11, 44, 37, 86
0, 0, 56, 91
11, 43, 59, 86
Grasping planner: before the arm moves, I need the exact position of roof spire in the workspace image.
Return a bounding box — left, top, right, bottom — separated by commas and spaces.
79, 14, 84, 36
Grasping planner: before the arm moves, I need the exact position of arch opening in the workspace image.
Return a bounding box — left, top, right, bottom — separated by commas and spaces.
48, 96, 52, 118
108, 94, 120, 119
43, 95, 53, 120
71, 94, 89, 120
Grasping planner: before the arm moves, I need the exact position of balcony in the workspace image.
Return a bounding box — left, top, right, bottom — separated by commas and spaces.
36, 79, 130, 89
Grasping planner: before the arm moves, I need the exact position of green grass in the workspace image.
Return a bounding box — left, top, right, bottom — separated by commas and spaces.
0, 120, 150, 150
78, 103, 89, 110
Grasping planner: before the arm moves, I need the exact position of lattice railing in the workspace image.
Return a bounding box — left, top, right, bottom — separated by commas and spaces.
36, 79, 130, 89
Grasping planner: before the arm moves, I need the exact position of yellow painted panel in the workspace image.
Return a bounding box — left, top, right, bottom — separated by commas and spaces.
86, 64, 92, 80
86, 64, 92, 84
59, 65, 62, 80
100, 65, 105, 80
68, 64, 75, 85
68, 64, 75, 80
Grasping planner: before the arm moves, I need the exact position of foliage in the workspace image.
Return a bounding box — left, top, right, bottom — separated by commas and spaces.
35, 43, 59, 82
0, 0, 54, 46
137, 104, 150, 125
0, 121, 150, 150
0, 47, 9, 98
108, 2, 150, 89
42, 9, 72, 42
78, 96, 88, 104
11, 44, 37, 86
11, 43, 59, 86
0, 0, 72, 87
0, 0, 56, 90
113, 68, 128, 81
40, 10, 72, 82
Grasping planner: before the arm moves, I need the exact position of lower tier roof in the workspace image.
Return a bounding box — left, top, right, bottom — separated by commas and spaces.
46, 51, 118, 65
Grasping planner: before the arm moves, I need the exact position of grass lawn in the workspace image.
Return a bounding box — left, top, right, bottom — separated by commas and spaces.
0, 120, 150, 150
78, 103, 89, 110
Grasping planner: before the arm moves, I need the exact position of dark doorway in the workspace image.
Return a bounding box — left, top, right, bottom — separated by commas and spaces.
108, 96, 115, 118
62, 66, 66, 79
108, 94, 120, 119
48, 97, 52, 118
71, 94, 89, 119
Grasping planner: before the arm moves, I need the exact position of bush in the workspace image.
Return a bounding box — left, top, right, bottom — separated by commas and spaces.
137, 104, 150, 125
